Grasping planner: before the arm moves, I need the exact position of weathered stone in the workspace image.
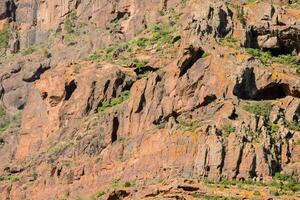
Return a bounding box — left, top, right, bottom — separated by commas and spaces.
0, 0, 299, 199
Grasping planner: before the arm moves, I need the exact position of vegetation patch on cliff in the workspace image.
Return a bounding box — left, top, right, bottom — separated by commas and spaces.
204, 173, 300, 193
177, 119, 202, 132
0, 23, 9, 49
97, 90, 130, 113
62, 11, 88, 43
86, 22, 179, 67
219, 36, 300, 74
20, 45, 36, 56
242, 101, 272, 117
0, 106, 21, 136
284, 0, 300, 8
222, 124, 236, 138
49, 139, 76, 155
0, 106, 10, 134
246, 48, 300, 70
219, 36, 239, 49
0, 172, 19, 183
285, 120, 300, 132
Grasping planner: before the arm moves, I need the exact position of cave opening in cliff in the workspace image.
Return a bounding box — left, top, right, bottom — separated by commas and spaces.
234, 82, 289, 100
254, 83, 289, 100
200, 95, 217, 106
64, 80, 77, 100
5, 0, 16, 21
269, 48, 295, 57
233, 68, 289, 100
111, 113, 119, 143
244, 26, 300, 58
233, 68, 257, 100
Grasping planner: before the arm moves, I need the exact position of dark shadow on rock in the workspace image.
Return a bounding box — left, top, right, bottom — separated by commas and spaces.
233, 68, 289, 100
23, 65, 50, 83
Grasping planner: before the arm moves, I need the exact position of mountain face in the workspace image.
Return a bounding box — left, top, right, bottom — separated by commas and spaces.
0, 0, 300, 199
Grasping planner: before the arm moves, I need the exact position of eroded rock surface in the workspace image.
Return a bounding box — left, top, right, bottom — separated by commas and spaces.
0, 0, 300, 199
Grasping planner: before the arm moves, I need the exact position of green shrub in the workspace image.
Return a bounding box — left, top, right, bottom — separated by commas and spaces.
283, 182, 300, 192
265, 121, 279, 139
49, 139, 76, 154
285, 0, 300, 8
86, 43, 130, 64
148, 23, 174, 46
95, 191, 105, 197
181, 0, 189, 7
124, 181, 132, 187
97, 90, 130, 113
222, 124, 236, 137
191, 193, 238, 200
111, 19, 121, 28
136, 37, 149, 48
273, 172, 294, 182
0, 172, 19, 182
178, 119, 202, 132
86, 53, 102, 62
62, 11, 88, 42
243, 101, 272, 117
219, 37, 239, 49
245, 48, 299, 70
285, 120, 300, 132
272, 173, 300, 192
64, 11, 77, 34
156, 121, 166, 129
20, 46, 36, 56
272, 54, 299, 68
237, 7, 246, 27
269, 189, 281, 196
90, 191, 105, 200
294, 140, 300, 145
0, 23, 9, 49
202, 52, 209, 58
133, 59, 151, 78
86, 22, 177, 66
110, 91, 129, 105
158, 9, 165, 16
132, 58, 148, 68
0, 106, 11, 134
169, 9, 180, 23
204, 175, 300, 193
110, 179, 119, 188
245, 48, 272, 65
246, 0, 260, 4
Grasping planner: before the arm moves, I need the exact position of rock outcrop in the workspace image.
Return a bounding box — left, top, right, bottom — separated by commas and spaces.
244, 3, 300, 56
0, 0, 300, 199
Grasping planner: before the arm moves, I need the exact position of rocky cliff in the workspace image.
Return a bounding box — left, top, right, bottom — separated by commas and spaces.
0, 0, 300, 199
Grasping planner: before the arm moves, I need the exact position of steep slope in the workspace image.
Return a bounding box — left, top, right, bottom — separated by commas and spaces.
0, 0, 300, 199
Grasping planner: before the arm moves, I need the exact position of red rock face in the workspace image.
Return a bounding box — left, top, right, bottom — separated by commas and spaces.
0, 0, 300, 199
